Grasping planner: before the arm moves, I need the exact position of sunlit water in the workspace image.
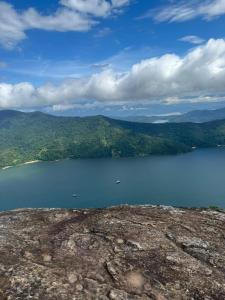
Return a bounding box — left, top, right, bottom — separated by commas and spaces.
1, 148, 225, 211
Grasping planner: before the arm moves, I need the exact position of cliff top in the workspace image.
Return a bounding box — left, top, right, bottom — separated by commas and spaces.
0, 205, 225, 299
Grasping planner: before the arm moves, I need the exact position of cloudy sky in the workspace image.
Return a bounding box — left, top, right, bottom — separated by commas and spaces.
1, 0, 225, 116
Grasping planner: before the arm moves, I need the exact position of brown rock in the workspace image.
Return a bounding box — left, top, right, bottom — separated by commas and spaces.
0, 206, 225, 299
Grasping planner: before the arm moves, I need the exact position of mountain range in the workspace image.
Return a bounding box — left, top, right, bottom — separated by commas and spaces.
1, 109, 225, 168
118, 107, 225, 124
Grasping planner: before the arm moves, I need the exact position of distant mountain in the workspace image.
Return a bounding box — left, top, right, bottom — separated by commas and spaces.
1, 110, 225, 168
170, 107, 225, 123
117, 107, 225, 124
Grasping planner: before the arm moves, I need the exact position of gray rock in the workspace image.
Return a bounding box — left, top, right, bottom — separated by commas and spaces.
1, 206, 225, 299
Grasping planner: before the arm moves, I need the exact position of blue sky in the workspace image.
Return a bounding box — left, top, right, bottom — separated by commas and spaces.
1, 0, 225, 116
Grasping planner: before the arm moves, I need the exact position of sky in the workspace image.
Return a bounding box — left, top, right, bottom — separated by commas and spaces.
1, 0, 225, 116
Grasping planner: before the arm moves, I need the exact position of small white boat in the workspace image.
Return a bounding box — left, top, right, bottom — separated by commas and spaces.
116, 180, 121, 184
72, 194, 78, 198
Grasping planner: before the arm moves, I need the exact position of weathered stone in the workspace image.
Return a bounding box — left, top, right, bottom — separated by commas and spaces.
0, 206, 225, 299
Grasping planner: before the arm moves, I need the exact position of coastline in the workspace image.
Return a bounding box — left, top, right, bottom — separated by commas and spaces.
1, 160, 40, 171
23, 160, 40, 165
0, 146, 224, 172
1, 166, 12, 170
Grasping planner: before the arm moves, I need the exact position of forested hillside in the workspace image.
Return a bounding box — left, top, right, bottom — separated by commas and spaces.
1, 110, 225, 168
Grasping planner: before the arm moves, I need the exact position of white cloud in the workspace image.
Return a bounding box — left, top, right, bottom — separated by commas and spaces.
60, 0, 130, 16
22, 7, 95, 32
163, 95, 225, 105
1, 39, 225, 108
179, 35, 205, 45
0, 82, 36, 107
0, 2, 26, 49
0, 0, 130, 49
143, 0, 225, 23
60, 0, 111, 17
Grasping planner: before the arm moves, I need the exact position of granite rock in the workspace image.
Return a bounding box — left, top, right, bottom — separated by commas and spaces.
0, 206, 225, 299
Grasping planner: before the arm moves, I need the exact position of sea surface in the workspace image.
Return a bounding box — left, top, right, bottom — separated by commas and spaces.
1, 148, 225, 211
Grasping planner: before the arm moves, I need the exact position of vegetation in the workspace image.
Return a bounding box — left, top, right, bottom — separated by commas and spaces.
1, 110, 225, 168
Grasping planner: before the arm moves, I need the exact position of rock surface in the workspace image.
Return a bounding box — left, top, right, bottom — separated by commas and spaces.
1, 205, 225, 299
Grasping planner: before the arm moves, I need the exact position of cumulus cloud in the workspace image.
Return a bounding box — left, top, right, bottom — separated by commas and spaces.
179, 35, 205, 45
1, 39, 225, 109
0, 0, 130, 49
142, 0, 225, 23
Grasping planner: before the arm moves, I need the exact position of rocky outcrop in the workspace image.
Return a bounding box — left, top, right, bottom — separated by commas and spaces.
1, 205, 225, 299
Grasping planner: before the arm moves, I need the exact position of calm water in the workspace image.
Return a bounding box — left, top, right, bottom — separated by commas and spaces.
1, 148, 225, 211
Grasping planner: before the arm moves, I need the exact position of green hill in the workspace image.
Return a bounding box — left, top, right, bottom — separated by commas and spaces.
1, 110, 225, 168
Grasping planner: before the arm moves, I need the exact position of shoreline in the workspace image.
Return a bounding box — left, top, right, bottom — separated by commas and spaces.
1, 146, 225, 172
1, 160, 40, 171
23, 160, 40, 165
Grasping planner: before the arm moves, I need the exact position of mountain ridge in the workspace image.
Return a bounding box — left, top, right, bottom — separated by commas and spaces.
117, 106, 225, 124
1, 110, 225, 168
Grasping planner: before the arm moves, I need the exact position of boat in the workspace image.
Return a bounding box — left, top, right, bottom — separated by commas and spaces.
116, 180, 121, 184
72, 194, 78, 198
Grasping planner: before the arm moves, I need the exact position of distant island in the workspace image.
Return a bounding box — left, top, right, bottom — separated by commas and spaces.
1, 109, 225, 169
